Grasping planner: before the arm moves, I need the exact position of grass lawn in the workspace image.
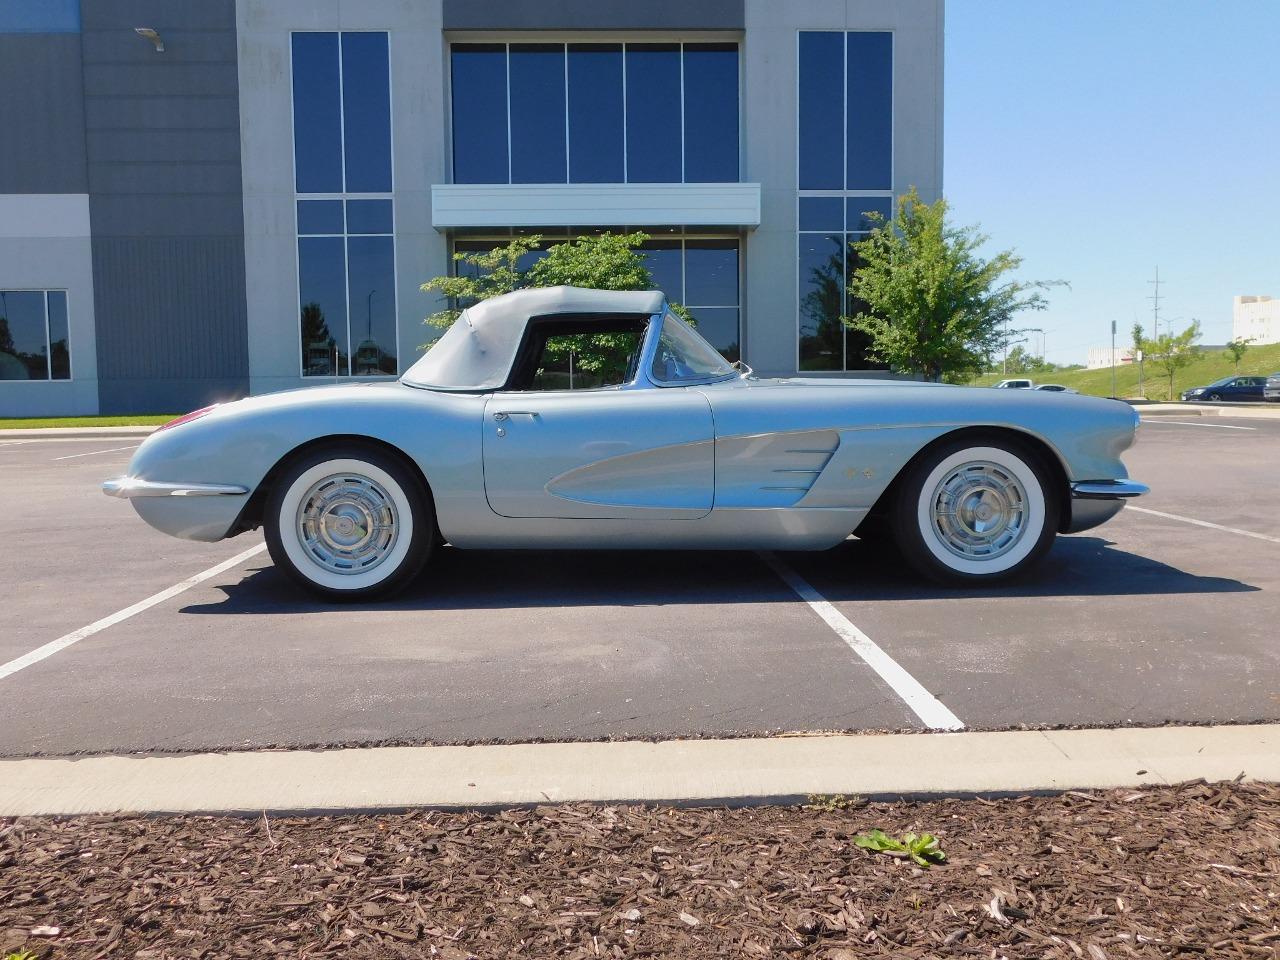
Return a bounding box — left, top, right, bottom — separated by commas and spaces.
0, 414, 177, 429
969, 340, 1280, 400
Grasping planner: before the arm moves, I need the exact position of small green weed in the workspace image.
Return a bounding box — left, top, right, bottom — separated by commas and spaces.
854, 828, 947, 868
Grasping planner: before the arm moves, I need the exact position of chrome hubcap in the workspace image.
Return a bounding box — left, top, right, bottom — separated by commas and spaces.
930, 461, 1028, 559
297, 474, 398, 574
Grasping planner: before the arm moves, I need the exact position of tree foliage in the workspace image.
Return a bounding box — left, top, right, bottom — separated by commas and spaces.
1140, 319, 1201, 400
846, 188, 1059, 383
420, 232, 691, 381
1225, 336, 1255, 372
1000, 344, 1058, 375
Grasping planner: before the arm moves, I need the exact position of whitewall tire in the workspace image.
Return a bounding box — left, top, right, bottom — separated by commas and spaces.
264, 445, 434, 600
891, 438, 1059, 584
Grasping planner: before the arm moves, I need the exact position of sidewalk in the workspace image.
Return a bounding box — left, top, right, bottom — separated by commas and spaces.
0, 425, 157, 439
2, 724, 1275, 816
1138, 403, 1280, 418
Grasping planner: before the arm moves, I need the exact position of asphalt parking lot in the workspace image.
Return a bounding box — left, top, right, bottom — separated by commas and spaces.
4, 415, 1279, 757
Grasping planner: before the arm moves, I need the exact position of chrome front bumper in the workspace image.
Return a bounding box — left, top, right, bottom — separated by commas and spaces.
102, 477, 249, 499
1065, 479, 1149, 533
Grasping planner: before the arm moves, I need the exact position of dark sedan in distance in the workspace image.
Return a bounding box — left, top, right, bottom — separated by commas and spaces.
1181, 375, 1267, 402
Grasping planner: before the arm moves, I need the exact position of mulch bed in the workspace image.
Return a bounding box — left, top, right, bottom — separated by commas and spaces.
1, 780, 1276, 959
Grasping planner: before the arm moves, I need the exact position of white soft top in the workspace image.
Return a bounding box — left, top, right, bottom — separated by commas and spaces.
402, 286, 666, 391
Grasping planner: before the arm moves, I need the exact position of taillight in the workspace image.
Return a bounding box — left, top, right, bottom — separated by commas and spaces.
158, 404, 219, 432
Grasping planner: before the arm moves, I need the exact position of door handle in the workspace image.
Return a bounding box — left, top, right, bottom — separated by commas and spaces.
492, 411, 539, 421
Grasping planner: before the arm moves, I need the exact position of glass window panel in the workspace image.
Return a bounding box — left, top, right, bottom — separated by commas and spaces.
0, 291, 48, 380
682, 43, 738, 182
291, 33, 343, 193
297, 199, 344, 235
845, 196, 893, 233
451, 44, 510, 184
509, 44, 567, 184
846, 32, 893, 190
844, 245, 888, 369
798, 233, 846, 370
341, 32, 392, 192
299, 237, 349, 377
641, 240, 682, 300
47, 291, 69, 379
624, 44, 681, 183
684, 239, 738, 305
568, 44, 624, 183
798, 32, 844, 190
345, 199, 393, 234
685, 306, 739, 363
798, 196, 843, 232
347, 236, 398, 375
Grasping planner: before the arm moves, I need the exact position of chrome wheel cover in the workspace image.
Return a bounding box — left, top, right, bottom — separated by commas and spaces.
929, 461, 1028, 560
296, 473, 399, 575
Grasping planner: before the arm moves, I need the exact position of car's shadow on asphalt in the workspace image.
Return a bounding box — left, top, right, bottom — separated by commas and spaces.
180, 534, 1256, 615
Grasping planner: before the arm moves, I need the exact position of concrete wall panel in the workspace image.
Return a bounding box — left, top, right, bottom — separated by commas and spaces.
443, 0, 744, 31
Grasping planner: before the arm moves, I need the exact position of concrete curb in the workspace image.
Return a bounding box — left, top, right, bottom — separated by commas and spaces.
1139, 403, 1280, 419
0, 725, 1275, 816
0, 426, 158, 439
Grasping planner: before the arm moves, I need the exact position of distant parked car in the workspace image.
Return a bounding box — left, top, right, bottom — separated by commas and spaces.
993, 379, 1034, 389
1181, 376, 1267, 402
1265, 373, 1280, 402
1035, 384, 1078, 394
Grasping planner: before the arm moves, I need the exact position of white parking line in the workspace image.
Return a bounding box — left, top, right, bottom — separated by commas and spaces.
759, 552, 964, 731
52, 444, 140, 460
0, 439, 35, 447
1128, 506, 1280, 545
1141, 420, 1256, 431
0, 543, 268, 683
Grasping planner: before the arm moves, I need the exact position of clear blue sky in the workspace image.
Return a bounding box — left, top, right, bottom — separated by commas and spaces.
945, 0, 1280, 364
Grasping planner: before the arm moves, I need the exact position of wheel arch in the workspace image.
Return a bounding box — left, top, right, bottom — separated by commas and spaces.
228, 434, 436, 537
858, 425, 1072, 535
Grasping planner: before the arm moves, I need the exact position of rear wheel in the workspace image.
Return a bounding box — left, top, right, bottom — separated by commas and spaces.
890, 438, 1059, 584
264, 444, 434, 601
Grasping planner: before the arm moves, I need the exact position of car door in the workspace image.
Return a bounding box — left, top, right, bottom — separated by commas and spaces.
482, 388, 715, 519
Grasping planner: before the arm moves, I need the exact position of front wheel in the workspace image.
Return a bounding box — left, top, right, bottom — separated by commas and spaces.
1206, 392, 1222, 401
264, 444, 434, 601
890, 438, 1059, 584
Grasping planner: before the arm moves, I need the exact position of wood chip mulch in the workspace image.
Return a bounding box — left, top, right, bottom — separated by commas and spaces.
1, 780, 1277, 959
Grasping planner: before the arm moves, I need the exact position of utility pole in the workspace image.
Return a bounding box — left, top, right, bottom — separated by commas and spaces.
1147, 267, 1164, 342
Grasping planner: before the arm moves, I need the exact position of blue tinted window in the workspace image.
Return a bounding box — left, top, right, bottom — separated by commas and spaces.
625, 45, 681, 183
798, 233, 845, 370
341, 32, 392, 192
799, 197, 843, 232
686, 307, 739, 362
683, 44, 738, 182
292, 33, 343, 193
347, 236, 398, 375
346, 199, 393, 234
510, 44, 567, 183
47, 291, 69, 379
684, 240, 738, 305
846, 32, 892, 190
299, 237, 349, 376
642, 241, 683, 299
297, 200, 344, 234
846, 196, 892, 232
798, 32, 844, 190
0, 0, 79, 33
568, 44, 624, 183
451, 44, 509, 184
0, 291, 48, 380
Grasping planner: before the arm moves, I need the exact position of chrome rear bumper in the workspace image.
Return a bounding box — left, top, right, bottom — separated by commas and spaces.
1070, 480, 1150, 500
103, 477, 249, 499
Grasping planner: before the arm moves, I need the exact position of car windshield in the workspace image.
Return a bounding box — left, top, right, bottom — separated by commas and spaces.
649, 312, 737, 383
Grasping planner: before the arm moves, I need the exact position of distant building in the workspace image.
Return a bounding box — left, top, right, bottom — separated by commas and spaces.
1233, 296, 1280, 345
1087, 346, 1136, 370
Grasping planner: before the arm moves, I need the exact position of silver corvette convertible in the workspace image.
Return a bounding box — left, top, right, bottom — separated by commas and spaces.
104, 287, 1147, 599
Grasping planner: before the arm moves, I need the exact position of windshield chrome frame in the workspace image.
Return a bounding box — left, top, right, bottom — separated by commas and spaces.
638, 309, 740, 389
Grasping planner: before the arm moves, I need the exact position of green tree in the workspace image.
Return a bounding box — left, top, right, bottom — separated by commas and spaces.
421, 232, 692, 382
1131, 322, 1147, 397
1225, 335, 1255, 373
846, 188, 1059, 383
1141, 319, 1201, 401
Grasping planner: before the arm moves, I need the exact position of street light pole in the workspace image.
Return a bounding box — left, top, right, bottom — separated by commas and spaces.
1110, 319, 1117, 399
